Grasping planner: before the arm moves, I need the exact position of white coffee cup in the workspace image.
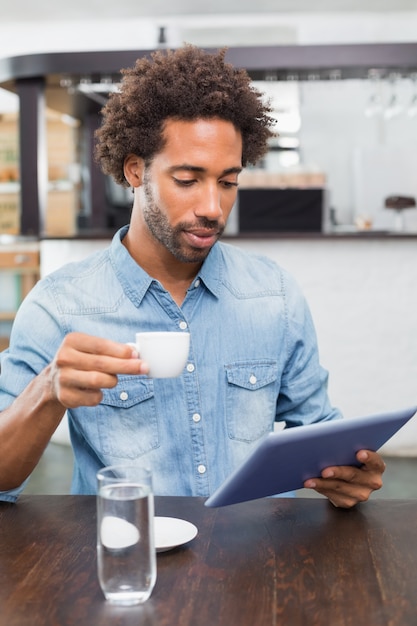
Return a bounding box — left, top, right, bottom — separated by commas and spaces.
128, 332, 190, 378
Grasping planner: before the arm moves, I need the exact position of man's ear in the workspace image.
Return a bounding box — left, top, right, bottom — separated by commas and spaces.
124, 154, 144, 188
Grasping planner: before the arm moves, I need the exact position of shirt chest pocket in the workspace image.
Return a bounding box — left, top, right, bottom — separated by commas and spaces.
225, 361, 278, 443
96, 377, 160, 460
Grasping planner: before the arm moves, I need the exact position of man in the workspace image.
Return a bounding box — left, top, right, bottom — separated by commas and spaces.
0, 46, 384, 506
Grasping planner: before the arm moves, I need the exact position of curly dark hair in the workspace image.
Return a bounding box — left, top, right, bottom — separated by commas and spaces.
95, 45, 276, 187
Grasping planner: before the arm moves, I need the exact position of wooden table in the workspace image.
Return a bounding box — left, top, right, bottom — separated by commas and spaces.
1, 495, 416, 626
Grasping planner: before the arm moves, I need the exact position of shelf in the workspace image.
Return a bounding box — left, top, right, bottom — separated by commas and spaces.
0, 243, 40, 349
0, 182, 19, 194
0, 182, 76, 194
0, 311, 15, 321
0, 250, 39, 270
0, 336, 9, 351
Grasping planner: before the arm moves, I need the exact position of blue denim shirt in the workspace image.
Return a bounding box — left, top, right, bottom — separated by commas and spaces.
0, 227, 341, 501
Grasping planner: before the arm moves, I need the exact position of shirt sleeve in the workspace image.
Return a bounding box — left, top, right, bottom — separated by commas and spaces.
275, 272, 342, 428
0, 278, 63, 501
0, 276, 63, 410
0, 480, 29, 503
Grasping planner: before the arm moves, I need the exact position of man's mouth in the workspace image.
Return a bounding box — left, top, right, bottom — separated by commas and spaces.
183, 229, 220, 249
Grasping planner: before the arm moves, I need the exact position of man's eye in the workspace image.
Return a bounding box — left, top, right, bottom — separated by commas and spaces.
173, 178, 195, 186
221, 180, 239, 188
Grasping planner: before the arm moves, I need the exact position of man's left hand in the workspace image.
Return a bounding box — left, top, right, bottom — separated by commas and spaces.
304, 450, 385, 508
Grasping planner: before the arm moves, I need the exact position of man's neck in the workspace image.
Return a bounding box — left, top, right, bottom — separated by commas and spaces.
122, 227, 201, 306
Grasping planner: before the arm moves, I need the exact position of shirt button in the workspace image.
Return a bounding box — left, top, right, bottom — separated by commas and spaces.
119, 391, 128, 401
192, 413, 201, 423
194, 279, 201, 288
197, 464, 206, 474
179, 321, 188, 330
187, 363, 195, 373
249, 375, 257, 385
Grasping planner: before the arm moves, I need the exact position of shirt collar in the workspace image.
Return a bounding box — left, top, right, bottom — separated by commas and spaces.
197, 243, 223, 298
109, 226, 153, 308
109, 225, 223, 304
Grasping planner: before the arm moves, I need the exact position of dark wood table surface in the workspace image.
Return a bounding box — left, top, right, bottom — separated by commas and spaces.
1, 495, 416, 626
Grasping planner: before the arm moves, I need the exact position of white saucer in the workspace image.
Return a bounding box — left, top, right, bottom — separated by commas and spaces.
100, 516, 140, 550
154, 516, 198, 553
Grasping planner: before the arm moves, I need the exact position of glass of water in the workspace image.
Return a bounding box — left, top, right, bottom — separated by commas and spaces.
96, 465, 156, 605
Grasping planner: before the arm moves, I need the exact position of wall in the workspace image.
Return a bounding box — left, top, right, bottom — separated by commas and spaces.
41, 236, 417, 455
297, 79, 417, 229
236, 239, 417, 433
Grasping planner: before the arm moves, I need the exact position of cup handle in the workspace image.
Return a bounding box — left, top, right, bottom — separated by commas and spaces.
126, 341, 140, 356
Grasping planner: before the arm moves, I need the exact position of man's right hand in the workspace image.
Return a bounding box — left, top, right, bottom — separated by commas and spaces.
50, 332, 149, 409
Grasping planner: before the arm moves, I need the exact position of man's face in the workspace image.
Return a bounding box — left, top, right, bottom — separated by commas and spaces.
138, 118, 243, 264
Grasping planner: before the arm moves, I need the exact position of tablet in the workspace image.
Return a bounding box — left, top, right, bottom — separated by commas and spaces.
205, 405, 417, 507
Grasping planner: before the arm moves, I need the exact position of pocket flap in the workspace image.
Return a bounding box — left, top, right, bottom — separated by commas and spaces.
225, 361, 277, 391
101, 376, 154, 408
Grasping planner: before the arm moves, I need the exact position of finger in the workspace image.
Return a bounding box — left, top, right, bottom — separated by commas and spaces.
356, 450, 386, 474
58, 332, 143, 367
304, 478, 372, 508
326, 494, 359, 509
305, 473, 379, 503
306, 479, 362, 508
320, 458, 384, 488
55, 368, 120, 392
324, 489, 368, 508
62, 332, 134, 358
56, 347, 146, 376
307, 475, 374, 497
321, 467, 383, 491
321, 465, 359, 482
51, 367, 113, 407
55, 336, 148, 376
56, 386, 104, 409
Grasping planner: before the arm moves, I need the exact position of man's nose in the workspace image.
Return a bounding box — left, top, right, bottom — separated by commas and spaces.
195, 185, 223, 221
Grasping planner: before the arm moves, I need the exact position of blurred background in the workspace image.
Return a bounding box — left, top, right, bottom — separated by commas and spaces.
0, 1, 416, 496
